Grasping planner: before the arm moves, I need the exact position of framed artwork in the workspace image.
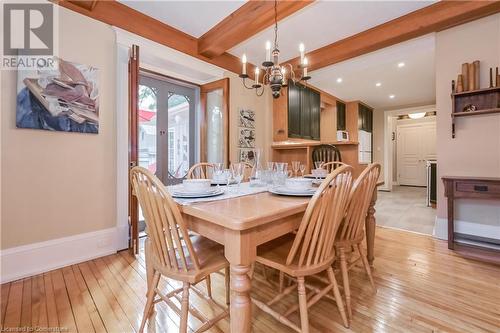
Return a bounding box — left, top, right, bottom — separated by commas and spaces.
238, 128, 255, 148
238, 108, 255, 128
239, 149, 255, 164
16, 57, 99, 133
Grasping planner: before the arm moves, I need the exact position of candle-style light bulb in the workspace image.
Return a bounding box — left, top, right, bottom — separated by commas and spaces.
303, 57, 308, 77
265, 41, 271, 62
255, 67, 260, 85
299, 43, 305, 63
242, 54, 247, 75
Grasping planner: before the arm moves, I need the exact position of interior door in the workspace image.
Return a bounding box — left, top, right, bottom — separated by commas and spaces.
200, 78, 230, 166
397, 122, 436, 186
128, 44, 139, 254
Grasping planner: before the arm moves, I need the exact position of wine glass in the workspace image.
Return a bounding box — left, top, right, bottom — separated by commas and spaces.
224, 169, 232, 187
299, 163, 306, 177
231, 163, 244, 193
213, 163, 223, 188
291, 161, 300, 178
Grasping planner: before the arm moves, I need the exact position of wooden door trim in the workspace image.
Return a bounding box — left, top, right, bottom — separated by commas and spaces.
128, 44, 139, 254
200, 78, 230, 167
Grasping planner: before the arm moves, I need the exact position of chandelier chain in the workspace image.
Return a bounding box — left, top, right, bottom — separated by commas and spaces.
274, 0, 278, 49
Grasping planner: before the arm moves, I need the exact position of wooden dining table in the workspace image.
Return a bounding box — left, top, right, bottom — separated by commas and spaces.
179, 182, 382, 332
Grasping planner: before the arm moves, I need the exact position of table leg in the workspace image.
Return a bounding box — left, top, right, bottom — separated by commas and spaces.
224, 230, 255, 333
230, 265, 252, 333
365, 189, 377, 267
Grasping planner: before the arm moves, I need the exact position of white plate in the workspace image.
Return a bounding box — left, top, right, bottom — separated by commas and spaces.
304, 174, 326, 179
172, 188, 225, 198
269, 187, 316, 197
211, 180, 229, 186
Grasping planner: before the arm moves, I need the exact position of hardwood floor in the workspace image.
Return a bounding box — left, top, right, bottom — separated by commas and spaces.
1, 227, 499, 332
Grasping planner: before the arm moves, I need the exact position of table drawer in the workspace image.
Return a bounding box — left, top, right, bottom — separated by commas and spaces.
456, 182, 500, 195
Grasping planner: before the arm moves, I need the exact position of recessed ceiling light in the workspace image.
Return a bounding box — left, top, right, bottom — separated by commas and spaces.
398, 62, 405, 68
389, 94, 395, 99
375, 82, 382, 87
336, 78, 343, 83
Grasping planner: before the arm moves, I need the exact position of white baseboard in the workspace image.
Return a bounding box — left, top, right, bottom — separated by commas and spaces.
433, 217, 500, 241
0, 226, 128, 284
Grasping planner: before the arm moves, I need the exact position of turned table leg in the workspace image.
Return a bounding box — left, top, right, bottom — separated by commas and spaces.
365, 188, 377, 267
230, 265, 252, 333
225, 230, 255, 333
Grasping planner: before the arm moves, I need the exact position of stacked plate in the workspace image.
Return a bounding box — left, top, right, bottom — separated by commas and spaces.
171, 187, 225, 198
269, 187, 317, 197
269, 178, 317, 197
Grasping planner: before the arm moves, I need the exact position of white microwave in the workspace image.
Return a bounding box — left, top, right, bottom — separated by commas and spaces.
337, 130, 349, 141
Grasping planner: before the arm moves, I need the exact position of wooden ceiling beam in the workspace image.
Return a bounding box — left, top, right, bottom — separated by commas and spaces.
198, 0, 314, 58
55, 0, 259, 79
283, 1, 500, 72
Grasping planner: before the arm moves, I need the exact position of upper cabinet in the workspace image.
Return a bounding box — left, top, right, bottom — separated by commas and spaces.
336, 101, 346, 131
288, 82, 321, 140
358, 103, 373, 132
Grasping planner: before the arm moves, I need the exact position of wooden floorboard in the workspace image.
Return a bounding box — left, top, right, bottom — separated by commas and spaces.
1, 227, 500, 333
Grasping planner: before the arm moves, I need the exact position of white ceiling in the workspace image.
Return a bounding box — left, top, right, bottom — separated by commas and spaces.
229, 1, 435, 64
309, 34, 436, 109
119, 0, 246, 38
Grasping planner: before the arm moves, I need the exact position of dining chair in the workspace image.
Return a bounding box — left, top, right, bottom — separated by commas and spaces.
187, 162, 215, 179
311, 144, 342, 167
251, 165, 353, 332
335, 163, 381, 320
130, 166, 229, 333
322, 161, 348, 173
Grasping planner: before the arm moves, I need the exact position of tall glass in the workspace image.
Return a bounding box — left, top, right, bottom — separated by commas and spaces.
231, 163, 244, 193
291, 161, 300, 177
213, 163, 223, 188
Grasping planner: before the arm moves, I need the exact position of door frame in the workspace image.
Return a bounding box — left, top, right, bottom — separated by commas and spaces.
200, 78, 230, 167
382, 105, 436, 191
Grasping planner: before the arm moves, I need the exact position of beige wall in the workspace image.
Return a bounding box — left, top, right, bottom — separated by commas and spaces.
436, 14, 500, 228
1, 8, 117, 250
225, 71, 273, 165
0, 8, 273, 251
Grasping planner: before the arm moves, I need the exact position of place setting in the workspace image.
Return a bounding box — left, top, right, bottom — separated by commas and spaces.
267, 161, 318, 197
170, 179, 225, 198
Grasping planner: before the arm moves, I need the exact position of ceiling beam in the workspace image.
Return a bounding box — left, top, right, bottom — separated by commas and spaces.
55, 0, 258, 79
284, 1, 500, 72
198, 0, 314, 59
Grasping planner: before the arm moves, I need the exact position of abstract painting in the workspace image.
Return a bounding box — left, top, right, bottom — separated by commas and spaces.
16, 57, 99, 133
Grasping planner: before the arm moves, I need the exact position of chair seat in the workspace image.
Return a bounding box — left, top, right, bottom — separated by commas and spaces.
152, 234, 228, 283
256, 233, 335, 277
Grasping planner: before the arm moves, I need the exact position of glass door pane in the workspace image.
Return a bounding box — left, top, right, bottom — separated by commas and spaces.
167, 93, 191, 183
206, 89, 224, 164
138, 84, 158, 173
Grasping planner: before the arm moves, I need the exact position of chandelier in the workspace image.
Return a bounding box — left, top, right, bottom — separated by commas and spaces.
239, 0, 311, 99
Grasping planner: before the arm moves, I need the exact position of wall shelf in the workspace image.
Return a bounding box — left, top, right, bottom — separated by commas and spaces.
451, 86, 500, 138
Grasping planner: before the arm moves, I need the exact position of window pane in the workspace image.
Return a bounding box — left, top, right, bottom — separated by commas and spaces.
168, 94, 190, 179
206, 89, 223, 164
138, 85, 157, 173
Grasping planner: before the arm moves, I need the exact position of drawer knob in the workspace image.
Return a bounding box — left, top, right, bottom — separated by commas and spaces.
474, 185, 488, 192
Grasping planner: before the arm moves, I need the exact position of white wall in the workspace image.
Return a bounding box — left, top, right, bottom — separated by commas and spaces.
435, 14, 500, 240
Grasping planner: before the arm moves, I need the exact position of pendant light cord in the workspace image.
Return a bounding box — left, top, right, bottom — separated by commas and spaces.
274, 0, 278, 49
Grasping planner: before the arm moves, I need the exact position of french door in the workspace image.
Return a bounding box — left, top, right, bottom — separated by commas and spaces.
138, 74, 196, 185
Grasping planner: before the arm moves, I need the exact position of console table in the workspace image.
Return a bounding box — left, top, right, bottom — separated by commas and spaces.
442, 176, 500, 264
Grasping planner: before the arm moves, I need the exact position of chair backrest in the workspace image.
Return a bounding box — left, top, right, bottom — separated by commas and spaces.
187, 163, 215, 179
337, 163, 381, 243
131, 166, 200, 273
312, 144, 342, 166
286, 165, 353, 269
322, 161, 348, 173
